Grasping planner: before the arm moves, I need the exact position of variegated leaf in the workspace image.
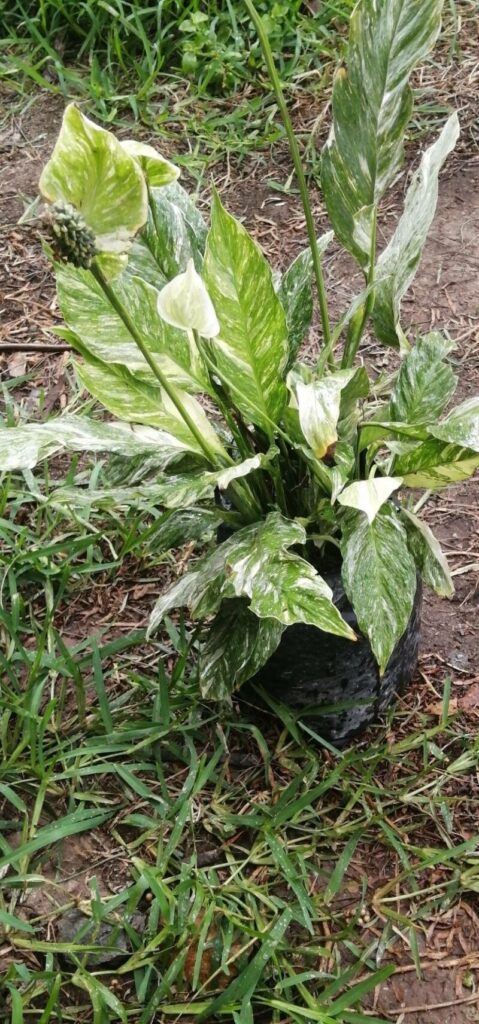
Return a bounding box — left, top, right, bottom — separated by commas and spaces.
74, 351, 225, 461
341, 505, 417, 673
199, 599, 284, 700
204, 193, 289, 436
431, 397, 479, 451
279, 231, 333, 366
402, 508, 453, 597
157, 260, 220, 338
149, 511, 354, 640
148, 570, 204, 635
123, 237, 167, 291
0, 415, 187, 472
395, 438, 479, 488
57, 264, 211, 394
39, 104, 147, 251
142, 182, 208, 279
389, 332, 457, 424
100, 451, 275, 510
374, 115, 460, 345
120, 140, 180, 187
224, 512, 356, 638
337, 477, 403, 523
359, 420, 428, 450
321, 0, 443, 267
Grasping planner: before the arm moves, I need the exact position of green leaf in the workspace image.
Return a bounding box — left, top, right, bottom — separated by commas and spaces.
204, 192, 289, 435
374, 115, 460, 345
143, 182, 208, 278
39, 104, 147, 251
74, 351, 225, 461
199, 599, 284, 699
395, 438, 479, 488
0, 415, 186, 472
337, 477, 403, 523
431, 397, 479, 451
321, 0, 443, 267
341, 505, 417, 673
389, 332, 457, 423
279, 232, 333, 366
402, 508, 454, 597
120, 139, 180, 187
57, 265, 211, 394
157, 259, 219, 337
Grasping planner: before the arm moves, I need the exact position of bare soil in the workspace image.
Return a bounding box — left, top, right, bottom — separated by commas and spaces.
1, 49, 479, 1020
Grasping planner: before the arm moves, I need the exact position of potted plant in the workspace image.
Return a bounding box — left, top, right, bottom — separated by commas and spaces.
3, 0, 478, 743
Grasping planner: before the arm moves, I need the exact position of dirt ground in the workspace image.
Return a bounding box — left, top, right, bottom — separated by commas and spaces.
1, 45, 479, 1021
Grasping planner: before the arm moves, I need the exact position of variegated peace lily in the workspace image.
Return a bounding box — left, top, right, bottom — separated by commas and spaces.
3, 0, 479, 700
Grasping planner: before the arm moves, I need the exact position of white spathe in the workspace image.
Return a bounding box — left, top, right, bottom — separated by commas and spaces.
338, 477, 403, 524
157, 260, 220, 338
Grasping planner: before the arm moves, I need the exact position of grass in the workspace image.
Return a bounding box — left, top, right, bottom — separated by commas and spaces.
0, 0, 353, 172
1, 402, 478, 1021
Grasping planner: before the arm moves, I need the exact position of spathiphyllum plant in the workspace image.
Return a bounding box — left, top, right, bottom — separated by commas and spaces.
4, 0, 479, 704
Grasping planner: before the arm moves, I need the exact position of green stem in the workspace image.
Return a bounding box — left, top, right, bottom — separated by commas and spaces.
271, 458, 288, 515
192, 331, 250, 459
341, 207, 377, 369
244, 0, 332, 362
91, 262, 226, 468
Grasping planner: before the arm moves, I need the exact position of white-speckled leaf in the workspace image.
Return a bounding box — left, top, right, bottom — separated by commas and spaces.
224, 512, 356, 638
374, 116, 460, 345
204, 193, 289, 435
149, 511, 354, 640
431, 397, 479, 451
279, 231, 333, 366
104, 450, 275, 510
341, 505, 417, 673
321, 0, 443, 267
0, 415, 187, 472
199, 599, 284, 700
148, 533, 234, 634
395, 438, 479, 488
148, 570, 203, 635
120, 140, 180, 187
157, 259, 220, 338
123, 238, 167, 291
74, 352, 225, 461
389, 332, 457, 423
143, 182, 208, 279
57, 264, 211, 394
39, 104, 147, 251
402, 508, 454, 597
337, 477, 403, 524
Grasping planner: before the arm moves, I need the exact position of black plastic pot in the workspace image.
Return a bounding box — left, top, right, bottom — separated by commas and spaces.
245, 568, 422, 747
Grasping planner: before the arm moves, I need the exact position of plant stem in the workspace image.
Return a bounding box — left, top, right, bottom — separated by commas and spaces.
341, 208, 377, 369
192, 331, 251, 459
91, 261, 226, 468
244, 0, 332, 363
